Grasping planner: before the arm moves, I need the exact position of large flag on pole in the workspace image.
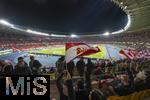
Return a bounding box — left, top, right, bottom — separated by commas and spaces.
65, 43, 100, 63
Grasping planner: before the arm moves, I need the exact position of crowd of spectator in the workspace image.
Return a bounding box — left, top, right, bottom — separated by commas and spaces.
0, 53, 150, 99
0, 37, 47, 49
0, 50, 150, 100
53, 56, 150, 100
0, 31, 150, 50
0, 56, 42, 75
0, 31, 150, 99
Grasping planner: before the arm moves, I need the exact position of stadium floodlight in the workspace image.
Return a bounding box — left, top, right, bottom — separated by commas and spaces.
51, 34, 66, 38
124, 6, 127, 9
124, 15, 131, 30
26, 29, 50, 36
51, 34, 56, 37
0, 19, 14, 28
112, 29, 124, 34
70, 34, 78, 38
103, 32, 110, 36
13, 26, 24, 31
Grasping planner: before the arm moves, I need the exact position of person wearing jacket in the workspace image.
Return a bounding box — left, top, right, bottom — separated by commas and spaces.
56, 69, 90, 100
67, 61, 75, 78
56, 70, 75, 100
0, 60, 14, 75
14, 60, 32, 75
76, 57, 85, 77
29, 56, 42, 75
86, 59, 95, 76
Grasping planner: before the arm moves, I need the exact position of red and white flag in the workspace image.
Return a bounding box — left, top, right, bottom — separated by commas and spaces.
119, 48, 150, 59
119, 48, 138, 59
65, 43, 100, 63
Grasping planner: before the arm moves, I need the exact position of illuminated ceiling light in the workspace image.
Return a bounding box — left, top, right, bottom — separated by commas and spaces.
124, 6, 127, 9
103, 32, 110, 36
0, 19, 14, 28
70, 34, 78, 38
26, 29, 49, 36
120, 2, 123, 5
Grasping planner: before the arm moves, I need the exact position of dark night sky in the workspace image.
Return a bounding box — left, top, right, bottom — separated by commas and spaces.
0, 0, 128, 35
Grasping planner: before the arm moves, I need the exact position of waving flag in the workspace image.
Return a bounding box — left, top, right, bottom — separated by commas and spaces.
65, 43, 100, 63
119, 48, 139, 59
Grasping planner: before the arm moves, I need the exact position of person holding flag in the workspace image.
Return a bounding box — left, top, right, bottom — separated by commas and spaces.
65, 42, 100, 77
76, 57, 86, 77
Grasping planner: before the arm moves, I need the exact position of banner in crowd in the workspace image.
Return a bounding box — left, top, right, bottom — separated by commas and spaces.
65, 43, 100, 63
119, 48, 150, 59
119, 48, 141, 59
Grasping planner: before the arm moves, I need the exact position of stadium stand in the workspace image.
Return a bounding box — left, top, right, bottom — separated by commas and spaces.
0, 0, 150, 100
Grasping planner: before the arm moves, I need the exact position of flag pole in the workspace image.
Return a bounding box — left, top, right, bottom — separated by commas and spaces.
65, 43, 68, 71
65, 60, 68, 70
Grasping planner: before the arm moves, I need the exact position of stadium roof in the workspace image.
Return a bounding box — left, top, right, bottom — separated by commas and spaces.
0, 0, 149, 37
113, 0, 150, 33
